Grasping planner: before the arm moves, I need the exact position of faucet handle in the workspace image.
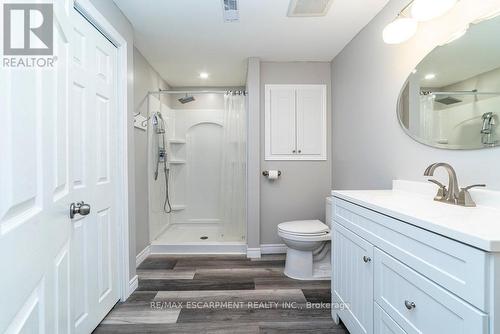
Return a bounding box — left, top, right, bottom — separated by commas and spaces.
428, 179, 446, 189
458, 184, 486, 207
461, 184, 486, 191
428, 179, 447, 201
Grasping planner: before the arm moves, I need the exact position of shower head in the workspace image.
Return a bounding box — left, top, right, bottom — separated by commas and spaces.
435, 96, 462, 105
178, 94, 195, 104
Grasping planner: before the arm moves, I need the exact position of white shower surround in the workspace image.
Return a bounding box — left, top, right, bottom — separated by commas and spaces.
148, 95, 246, 250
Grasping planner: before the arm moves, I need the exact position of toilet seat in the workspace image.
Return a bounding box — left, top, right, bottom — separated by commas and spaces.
278, 220, 329, 236
278, 229, 331, 242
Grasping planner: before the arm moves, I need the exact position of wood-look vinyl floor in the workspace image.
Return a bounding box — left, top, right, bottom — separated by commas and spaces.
94, 255, 349, 334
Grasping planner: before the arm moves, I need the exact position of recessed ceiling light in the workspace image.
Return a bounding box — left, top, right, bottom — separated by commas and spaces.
199, 72, 209, 79
425, 73, 436, 80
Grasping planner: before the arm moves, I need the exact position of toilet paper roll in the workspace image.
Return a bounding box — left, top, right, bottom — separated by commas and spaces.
267, 170, 279, 180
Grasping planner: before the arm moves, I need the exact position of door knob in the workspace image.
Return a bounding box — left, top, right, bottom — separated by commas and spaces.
404, 300, 416, 310
70, 201, 91, 219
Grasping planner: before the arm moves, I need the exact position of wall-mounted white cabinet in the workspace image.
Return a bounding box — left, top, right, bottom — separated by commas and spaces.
265, 84, 326, 160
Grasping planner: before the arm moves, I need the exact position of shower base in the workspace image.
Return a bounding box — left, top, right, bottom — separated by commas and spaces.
151, 223, 246, 255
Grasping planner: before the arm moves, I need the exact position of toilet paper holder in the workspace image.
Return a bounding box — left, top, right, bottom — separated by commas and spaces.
262, 170, 281, 177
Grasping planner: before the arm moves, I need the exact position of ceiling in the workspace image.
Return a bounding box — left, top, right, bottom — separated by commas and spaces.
113, 0, 389, 87
416, 15, 500, 88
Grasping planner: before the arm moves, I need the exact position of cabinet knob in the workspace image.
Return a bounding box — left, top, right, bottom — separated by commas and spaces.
292, 150, 296, 153
362, 256, 371, 263
404, 300, 416, 310
298, 150, 301, 153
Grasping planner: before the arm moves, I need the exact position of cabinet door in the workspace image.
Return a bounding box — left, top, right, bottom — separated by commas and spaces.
296, 85, 326, 159
265, 86, 296, 158
333, 223, 374, 334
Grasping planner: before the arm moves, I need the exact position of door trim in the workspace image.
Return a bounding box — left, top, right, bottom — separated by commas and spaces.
74, 0, 131, 301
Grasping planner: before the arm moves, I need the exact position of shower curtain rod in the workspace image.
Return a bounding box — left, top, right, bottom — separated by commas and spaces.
148, 89, 247, 95
421, 90, 500, 96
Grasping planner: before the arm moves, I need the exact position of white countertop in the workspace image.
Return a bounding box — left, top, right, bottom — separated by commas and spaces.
332, 180, 500, 252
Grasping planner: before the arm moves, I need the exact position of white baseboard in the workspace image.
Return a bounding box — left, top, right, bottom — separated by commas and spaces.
246, 247, 261, 258
261, 244, 287, 254
128, 275, 138, 297
136, 245, 151, 267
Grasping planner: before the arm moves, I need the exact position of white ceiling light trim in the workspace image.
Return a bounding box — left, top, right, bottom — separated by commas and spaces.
383, 0, 459, 44
287, 0, 334, 17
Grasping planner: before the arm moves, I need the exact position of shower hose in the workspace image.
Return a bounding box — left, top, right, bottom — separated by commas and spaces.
163, 164, 172, 214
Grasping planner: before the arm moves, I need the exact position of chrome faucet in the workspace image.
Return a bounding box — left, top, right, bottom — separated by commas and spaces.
424, 162, 486, 207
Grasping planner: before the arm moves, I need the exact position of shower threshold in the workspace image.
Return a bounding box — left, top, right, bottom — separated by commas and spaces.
150, 222, 246, 254
150, 241, 247, 255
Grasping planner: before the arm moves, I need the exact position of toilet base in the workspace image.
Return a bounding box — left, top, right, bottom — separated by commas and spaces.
283, 243, 331, 280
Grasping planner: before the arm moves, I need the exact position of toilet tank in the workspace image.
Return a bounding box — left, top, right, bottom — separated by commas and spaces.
325, 197, 333, 228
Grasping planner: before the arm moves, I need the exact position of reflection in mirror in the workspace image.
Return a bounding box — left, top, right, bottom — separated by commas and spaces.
398, 15, 500, 150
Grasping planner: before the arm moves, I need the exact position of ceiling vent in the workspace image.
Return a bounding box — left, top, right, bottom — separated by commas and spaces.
287, 0, 334, 17
222, 0, 240, 22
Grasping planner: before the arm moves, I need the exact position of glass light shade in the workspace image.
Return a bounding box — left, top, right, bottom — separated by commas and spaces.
411, 0, 458, 22
383, 18, 418, 44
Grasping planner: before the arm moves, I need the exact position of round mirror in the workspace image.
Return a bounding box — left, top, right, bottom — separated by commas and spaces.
397, 15, 500, 150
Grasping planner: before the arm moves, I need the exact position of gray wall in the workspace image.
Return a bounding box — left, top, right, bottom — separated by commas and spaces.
89, 0, 137, 279
260, 62, 332, 244
331, 0, 500, 191
133, 47, 169, 256
246, 58, 261, 249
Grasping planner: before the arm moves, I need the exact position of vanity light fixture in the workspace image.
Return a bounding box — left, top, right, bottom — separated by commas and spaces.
383, 17, 418, 45
383, 0, 459, 44
411, 0, 457, 22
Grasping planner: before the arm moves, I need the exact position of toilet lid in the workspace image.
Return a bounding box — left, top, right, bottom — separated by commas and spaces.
278, 220, 329, 235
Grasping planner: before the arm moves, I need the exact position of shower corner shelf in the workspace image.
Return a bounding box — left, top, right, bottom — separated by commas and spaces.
168, 139, 186, 144
170, 205, 187, 211
169, 159, 186, 165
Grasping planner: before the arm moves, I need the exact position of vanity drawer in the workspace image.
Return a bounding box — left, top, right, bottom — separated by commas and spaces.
374, 303, 407, 334
374, 248, 488, 334
333, 197, 488, 310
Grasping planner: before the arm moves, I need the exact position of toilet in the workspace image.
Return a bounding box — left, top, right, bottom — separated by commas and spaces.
278, 197, 332, 280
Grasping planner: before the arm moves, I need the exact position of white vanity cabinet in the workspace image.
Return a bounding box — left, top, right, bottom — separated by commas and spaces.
264, 84, 326, 160
331, 184, 500, 334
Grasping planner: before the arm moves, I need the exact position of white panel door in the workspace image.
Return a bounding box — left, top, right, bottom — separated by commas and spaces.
70, 8, 119, 334
0, 2, 119, 333
333, 223, 374, 334
265, 86, 296, 158
0, 1, 73, 333
296, 85, 326, 159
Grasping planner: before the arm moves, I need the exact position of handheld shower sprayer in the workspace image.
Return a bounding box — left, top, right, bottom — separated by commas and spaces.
481, 112, 497, 145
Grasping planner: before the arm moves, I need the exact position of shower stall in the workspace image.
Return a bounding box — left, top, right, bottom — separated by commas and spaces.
147, 89, 247, 253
